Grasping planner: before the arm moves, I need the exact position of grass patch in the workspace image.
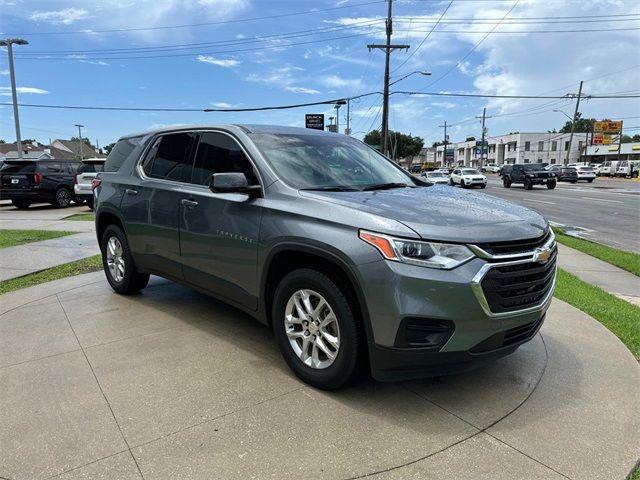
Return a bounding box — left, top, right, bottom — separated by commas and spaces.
64, 213, 95, 222
555, 268, 640, 359
630, 465, 640, 480
552, 227, 640, 277
0, 229, 74, 249
0, 255, 102, 295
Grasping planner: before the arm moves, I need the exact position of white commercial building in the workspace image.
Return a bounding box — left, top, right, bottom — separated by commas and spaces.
434, 132, 588, 167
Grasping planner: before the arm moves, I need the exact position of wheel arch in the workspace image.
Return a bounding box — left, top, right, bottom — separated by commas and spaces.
260, 244, 373, 362
96, 208, 126, 248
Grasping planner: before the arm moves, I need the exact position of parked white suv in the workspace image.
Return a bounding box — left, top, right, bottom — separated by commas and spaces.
483, 163, 500, 173
73, 158, 105, 209
450, 168, 487, 188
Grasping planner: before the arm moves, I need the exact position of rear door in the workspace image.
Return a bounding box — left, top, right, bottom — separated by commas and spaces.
179, 131, 263, 309
118, 131, 196, 278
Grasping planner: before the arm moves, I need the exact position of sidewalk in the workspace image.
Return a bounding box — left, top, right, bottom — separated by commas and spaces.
0, 231, 99, 281
557, 243, 640, 306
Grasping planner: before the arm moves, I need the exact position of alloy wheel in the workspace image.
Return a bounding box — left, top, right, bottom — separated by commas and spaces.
57, 189, 71, 207
284, 289, 340, 369
106, 236, 125, 283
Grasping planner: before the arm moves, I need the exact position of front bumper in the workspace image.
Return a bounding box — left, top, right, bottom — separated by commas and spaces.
356, 248, 555, 381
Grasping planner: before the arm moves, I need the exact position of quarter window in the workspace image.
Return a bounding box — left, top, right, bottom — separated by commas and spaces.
191, 132, 259, 187
142, 132, 195, 181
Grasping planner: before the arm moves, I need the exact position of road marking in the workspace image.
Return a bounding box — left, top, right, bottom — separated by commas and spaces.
522, 198, 556, 205
582, 197, 624, 204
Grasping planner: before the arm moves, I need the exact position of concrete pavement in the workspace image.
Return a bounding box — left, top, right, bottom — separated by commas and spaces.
1, 273, 638, 480
557, 243, 640, 305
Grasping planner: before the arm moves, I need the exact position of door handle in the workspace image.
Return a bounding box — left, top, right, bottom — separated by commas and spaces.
181, 199, 199, 208
125, 188, 138, 195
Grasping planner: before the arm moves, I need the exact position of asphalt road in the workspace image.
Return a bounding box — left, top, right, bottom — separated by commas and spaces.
468, 175, 640, 253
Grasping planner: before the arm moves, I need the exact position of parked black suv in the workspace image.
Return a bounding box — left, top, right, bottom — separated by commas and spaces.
548, 165, 578, 183
0, 159, 81, 208
502, 164, 556, 190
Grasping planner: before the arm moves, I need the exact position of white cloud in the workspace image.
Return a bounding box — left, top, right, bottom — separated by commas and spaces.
30, 8, 89, 25
284, 86, 321, 94
0, 70, 9, 76
0, 87, 49, 95
321, 75, 361, 89
196, 55, 240, 68
210, 102, 241, 108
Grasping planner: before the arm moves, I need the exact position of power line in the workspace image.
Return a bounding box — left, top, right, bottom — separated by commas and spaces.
393, 26, 640, 33
17, 20, 385, 56
396, 13, 640, 21
3, 0, 387, 36
392, 0, 455, 74
2, 91, 637, 115
13, 31, 386, 61
421, 0, 520, 90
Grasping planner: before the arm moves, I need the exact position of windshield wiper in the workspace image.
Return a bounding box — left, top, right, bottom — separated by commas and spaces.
360, 182, 411, 191
300, 186, 360, 192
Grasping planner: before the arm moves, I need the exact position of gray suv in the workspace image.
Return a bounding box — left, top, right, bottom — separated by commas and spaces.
94, 125, 556, 389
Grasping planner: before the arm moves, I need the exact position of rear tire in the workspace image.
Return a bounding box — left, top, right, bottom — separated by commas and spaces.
101, 225, 149, 295
524, 178, 533, 190
547, 180, 557, 189
449, 178, 454, 186
53, 187, 72, 208
272, 268, 360, 390
87, 197, 94, 210
503, 177, 511, 188
11, 199, 31, 209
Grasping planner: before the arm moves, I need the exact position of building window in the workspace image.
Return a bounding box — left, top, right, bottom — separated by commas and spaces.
551, 141, 557, 151
524, 158, 529, 163
564, 141, 569, 151
538, 141, 544, 151
537, 158, 543, 163
525, 141, 530, 151
550, 158, 556, 164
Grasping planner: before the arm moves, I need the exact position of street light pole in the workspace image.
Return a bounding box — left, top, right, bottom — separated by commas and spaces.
388, 70, 431, 87
75, 124, 85, 161
0, 38, 29, 160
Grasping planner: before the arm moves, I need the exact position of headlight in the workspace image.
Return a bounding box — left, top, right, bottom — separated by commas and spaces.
359, 230, 475, 269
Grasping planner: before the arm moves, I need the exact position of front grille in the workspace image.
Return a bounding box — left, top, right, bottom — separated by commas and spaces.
480, 248, 557, 313
475, 230, 551, 256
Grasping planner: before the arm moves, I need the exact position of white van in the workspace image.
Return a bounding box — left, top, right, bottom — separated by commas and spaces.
601, 160, 619, 177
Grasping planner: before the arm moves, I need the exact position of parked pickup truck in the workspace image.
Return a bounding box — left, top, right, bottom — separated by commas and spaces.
502, 164, 557, 190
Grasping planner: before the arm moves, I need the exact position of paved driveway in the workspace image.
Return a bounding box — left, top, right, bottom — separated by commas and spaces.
1, 273, 638, 480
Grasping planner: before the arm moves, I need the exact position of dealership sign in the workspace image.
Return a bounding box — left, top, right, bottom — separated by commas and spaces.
305, 114, 325, 130
593, 120, 622, 133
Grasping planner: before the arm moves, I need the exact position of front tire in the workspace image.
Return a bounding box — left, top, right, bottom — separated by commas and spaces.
449, 178, 454, 186
524, 178, 533, 190
53, 187, 72, 208
272, 269, 360, 390
503, 177, 511, 188
87, 197, 94, 210
547, 180, 557, 189
101, 225, 149, 295
587, 178, 594, 183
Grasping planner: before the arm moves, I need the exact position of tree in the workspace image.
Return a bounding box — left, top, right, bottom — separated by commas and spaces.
364, 130, 424, 158
465, 136, 476, 142
558, 117, 608, 134
432, 141, 445, 148
632, 134, 640, 142
363, 130, 381, 148
104, 142, 116, 155
621, 134, 633, 143
70, 136, 97, 150
0, 139, 5, 144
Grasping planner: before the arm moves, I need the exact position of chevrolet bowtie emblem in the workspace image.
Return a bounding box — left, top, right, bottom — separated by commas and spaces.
533, 247, 552, 264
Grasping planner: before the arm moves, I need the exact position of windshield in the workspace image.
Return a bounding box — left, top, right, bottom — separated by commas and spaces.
427, 172, 445, 177
521, 164, 544, 171
462, 169, 480, 175
249, 133, 414, 190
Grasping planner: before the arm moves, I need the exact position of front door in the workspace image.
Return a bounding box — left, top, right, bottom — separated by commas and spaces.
179, 131, 263, 310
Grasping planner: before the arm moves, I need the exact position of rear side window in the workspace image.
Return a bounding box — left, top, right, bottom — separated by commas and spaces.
104, 136, 143, 173
77, 162, 104, 173
141, 132, 195, 181
191, 132, 259, 186
40, 162, 62, 173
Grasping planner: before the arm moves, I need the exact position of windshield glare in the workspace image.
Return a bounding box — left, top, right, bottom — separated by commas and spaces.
248, 133, 413, 190
462, 169, 480, 175
428, 172, 445, 177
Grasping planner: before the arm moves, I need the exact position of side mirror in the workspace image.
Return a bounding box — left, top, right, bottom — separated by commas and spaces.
209, 172, 261, 197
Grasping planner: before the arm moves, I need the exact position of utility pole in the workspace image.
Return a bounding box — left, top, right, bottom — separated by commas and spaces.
439, 121, 448, 166
475, 108, 489, 167
0, 38, 29, 160
345, 98, 351, 136
565, 80, 583, 165
367, 0, 409, 157
75, 124, 85, 161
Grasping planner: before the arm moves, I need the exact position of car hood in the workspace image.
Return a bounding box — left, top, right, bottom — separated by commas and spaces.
301, 185, 548, 243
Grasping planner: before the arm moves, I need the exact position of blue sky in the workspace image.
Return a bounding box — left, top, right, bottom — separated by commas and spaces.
1, 0, 639, 148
